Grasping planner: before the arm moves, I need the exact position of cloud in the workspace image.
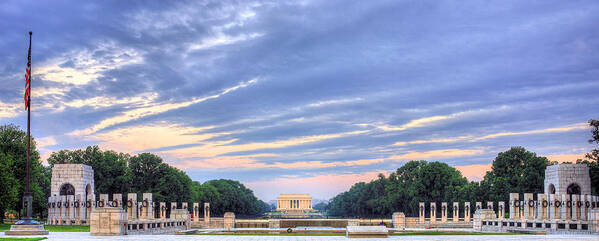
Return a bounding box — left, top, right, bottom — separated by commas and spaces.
0, 100, 21, 119
36, 41, 143, 86
389, 149, 485, 160
67, 77, 258, 136
359, 106, 510, 132
35, 136, 57, 148
393, 123, 588, 146
189, 32, 263, 51
92, 122, 221, 153
178, 156, 384, 170
161, 130, 368, 159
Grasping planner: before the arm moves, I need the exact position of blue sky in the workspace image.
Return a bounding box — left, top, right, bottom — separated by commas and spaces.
1, 0, 598, 201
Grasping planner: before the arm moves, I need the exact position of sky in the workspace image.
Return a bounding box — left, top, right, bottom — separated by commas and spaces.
1, 0, 598, 201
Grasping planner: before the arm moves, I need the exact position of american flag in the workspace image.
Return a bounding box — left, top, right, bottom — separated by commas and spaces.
24, 38, 31, 109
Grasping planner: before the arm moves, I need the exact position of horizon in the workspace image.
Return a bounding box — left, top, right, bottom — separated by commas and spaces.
1, 1, 598, 201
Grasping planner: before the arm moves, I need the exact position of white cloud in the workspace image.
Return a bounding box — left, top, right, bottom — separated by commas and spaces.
68, 77, 259, 136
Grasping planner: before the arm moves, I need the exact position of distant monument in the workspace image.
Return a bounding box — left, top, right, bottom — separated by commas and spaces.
276, 194, 313, 214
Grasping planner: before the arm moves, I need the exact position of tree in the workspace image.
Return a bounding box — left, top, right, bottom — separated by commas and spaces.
327, 160, 469, 217
479, 147, 552, 202
577, 119, 599, 195
0, 153, 19, 223
0, 124, 47, 221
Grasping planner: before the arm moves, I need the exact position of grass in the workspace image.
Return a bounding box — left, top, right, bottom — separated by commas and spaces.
390, 231, 528, 236
0, 238, 47, 241
191, 232, 345, 236
0, 223, 89, 232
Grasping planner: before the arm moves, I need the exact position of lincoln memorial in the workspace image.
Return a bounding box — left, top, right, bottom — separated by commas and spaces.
276, 194, 313, 211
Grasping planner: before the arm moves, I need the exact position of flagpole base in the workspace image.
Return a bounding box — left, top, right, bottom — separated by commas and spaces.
4, 224, 49, 236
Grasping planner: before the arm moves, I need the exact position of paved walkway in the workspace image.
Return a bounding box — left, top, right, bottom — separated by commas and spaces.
3, 232, 599, 241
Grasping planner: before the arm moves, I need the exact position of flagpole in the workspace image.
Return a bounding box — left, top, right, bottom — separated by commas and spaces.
26, 30, 32, 219
15, 30, 37, 225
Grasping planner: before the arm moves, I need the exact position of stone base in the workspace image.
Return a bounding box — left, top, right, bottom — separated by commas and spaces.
4, 224, 49, 235
346, 226, 388, 238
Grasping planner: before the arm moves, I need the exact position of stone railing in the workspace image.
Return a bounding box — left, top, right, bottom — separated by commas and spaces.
90, 207, 190, 236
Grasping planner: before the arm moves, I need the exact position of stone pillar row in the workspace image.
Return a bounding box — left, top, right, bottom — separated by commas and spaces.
418, 200, 505, 223
508, 193, 599, 221
48, 193, 211, 224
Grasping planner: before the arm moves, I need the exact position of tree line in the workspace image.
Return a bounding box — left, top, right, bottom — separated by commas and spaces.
0, 124, 269, 223
326, 120, 599, 217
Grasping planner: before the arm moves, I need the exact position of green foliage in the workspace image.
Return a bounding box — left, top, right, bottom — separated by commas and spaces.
47, 146, 267, 216
327, 147, 554, 217
578, 119, 599, 195
327, 161, 469, 217
195, 179, 269, 216
479, 147, 552, 202
0, 124, 47, 223
313, 202, 328, 212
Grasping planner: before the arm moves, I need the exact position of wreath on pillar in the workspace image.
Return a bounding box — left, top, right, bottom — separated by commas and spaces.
585, 201, 590, 208
566, 200, 572, 207
554, 200, 561, 208
86, 201, 91, 208
74, 201, 80, 208
127, 200, 133, 207
112, 200, 118, 207
513, 200, 519, 207
98, 200, 105, 208
577, 201, 582, 208
52, 202, 56, 208
542, 200, 548, 207
528, 200, 534, 207
57, 201, 62, 208
143, 200, 148, 207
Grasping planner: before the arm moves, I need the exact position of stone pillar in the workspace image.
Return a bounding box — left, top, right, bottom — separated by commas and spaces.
193, 203, 199, 222
59, 195, 66, 224
46, 197, 52, 224
137, 202, 143, 219
182, 202, 188, 215
142, 193, 153, 220
224, 212, 235, 229
452, 202, 459, 222
549, 194, 557, 220
464, 202, 471, 222
475, 202, 482, 214
509, 193, 519, 219
497, 201, 504, 219
204, 203, 210, 224
523, 193, 533, 220
572, 194, 579, 220
441, 202, 447, 222
89, 207, 127, 236
392, 212, 405, 228
581, 194, 590, 221
561, 194, 570, 220
537, 194, 547, 220
430, 202, 436, 223
418, 202, 425, 223
86, 194, 95, 224
127, 193, 137, 221
159, 202, 166, 219
171, 202, 177, 219
487, 201, 494, 211
98, 194, 108, 208
66, 195, 75, 225
112, 194, 122, 208
590, 208, 599, 233
74, 194, 82, 225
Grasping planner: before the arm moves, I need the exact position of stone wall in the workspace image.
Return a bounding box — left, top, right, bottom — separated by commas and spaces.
544, 164, 591, 195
